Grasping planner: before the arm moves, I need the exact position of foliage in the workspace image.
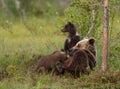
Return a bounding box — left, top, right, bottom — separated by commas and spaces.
64, 0, 102, 38
6, 64, 18, 77
0, 17, 120, 88
0, 0, 67, 20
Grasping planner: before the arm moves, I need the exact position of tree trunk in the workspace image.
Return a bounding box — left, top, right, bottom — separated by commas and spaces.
14, 0, 20, 9
1, 0, 10, 17
101, 0, 109, 73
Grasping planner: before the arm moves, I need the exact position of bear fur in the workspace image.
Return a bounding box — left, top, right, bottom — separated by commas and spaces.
36, 50, 67, 73
61, 22, 80, 55
53, 61, 65, 75
71, 38, 97, 71
55, 38, 97, 78
63, 49, 89, 78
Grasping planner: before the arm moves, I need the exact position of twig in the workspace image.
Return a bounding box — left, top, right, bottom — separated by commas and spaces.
85, 6, 95, 38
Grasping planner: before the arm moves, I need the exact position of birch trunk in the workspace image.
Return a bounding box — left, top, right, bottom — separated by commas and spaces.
101, 0, 109, 73
1, 0, 10, 16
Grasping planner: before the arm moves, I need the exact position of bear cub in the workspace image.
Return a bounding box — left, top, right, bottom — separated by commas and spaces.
36, 50, 67, 73
61, 22, 80, 55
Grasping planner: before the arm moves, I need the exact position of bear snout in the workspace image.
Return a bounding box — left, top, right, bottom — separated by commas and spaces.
61, 28, 66, 32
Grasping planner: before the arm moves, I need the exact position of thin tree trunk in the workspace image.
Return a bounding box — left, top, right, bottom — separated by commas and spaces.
14, 0, 20, 9
1, 0, 10, 17
101, 0, 109, 73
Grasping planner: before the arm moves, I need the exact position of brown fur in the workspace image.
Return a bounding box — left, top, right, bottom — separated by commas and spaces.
36, 50, 67, 73
63, 49, 89, 78
71, 38, 97, 71
53, 61, 65, 75
55, 38, 97, 78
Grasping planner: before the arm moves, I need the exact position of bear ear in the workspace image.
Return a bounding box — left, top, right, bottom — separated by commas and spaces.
68, 22, 75, 28
67, 21, 72, 25
89, 38, 95, 45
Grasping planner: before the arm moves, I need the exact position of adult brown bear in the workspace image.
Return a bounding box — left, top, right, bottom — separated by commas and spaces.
36, 50, 67, 73
63, 49, 89, 78
71, 38, 97, 71
55, 38, 97, 78
61, 22, 80, 55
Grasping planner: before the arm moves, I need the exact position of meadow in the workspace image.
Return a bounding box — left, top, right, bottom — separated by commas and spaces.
0, 17, 120, 89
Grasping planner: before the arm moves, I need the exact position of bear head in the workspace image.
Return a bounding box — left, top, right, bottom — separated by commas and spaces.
70, 38, 96, 56
61, 22, 76, 35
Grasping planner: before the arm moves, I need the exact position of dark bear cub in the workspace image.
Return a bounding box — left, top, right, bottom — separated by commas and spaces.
61, 22, 80, 55
36, 50, 67, 73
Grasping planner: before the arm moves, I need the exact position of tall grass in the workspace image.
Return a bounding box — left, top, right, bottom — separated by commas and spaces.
0, 17, 120, 89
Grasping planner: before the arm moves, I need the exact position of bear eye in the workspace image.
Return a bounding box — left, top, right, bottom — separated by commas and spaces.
77, 44, 81, 48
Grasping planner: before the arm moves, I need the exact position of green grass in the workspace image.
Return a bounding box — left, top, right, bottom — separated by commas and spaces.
0, 17, 120, 89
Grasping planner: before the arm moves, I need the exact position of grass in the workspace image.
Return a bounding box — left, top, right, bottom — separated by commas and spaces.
0, 17, 120, 89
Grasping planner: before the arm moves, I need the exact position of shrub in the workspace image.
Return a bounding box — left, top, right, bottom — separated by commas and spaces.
64, 0, 102, 39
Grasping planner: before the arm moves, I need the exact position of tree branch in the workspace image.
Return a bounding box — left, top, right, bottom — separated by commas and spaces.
85, 7, 95, 37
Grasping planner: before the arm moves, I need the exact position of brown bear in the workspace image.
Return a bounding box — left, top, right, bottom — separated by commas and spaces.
71, 38, 97, 71
63, 49, 89, 78
36, 50, 67, 73
61, 22, 80, 55
55, 38, 97, 78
